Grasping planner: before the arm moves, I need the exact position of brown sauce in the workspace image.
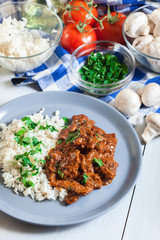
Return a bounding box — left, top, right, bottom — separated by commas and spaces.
45, 114, 118, 204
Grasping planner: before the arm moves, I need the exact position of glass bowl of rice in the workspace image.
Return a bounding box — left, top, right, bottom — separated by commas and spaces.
0, 1, 63, 73
70, 40, 135, 96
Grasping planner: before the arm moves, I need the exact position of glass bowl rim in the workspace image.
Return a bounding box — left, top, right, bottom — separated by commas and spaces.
0, 1, 63, 60
122, 4, 160, 61
70, 40, 135, 88
73, 76, 132, 92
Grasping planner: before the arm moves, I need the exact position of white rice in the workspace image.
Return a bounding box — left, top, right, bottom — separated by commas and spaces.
0, 17, 52, 72
0, 109, 67, 202
0, 17, 50, 58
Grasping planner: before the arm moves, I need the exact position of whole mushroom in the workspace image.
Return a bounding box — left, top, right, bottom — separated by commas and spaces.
124, 12, 150, 38
141, 113, 160, 143
114, 89, 142, 118
153, 23, 160, 37
142, 37, 160, 58
148, 8, 160, 26
147, 14, 155, 34
137, 83, 160, 107
149, 8, 160, 37
132, 34, 154, 52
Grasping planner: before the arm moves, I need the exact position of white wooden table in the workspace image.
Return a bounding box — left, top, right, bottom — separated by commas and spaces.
0, 67, 159, 240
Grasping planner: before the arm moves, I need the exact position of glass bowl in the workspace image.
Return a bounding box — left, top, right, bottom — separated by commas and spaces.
0, 1, 62, 73
70, 40, 135, 96
123, 5, 160, 73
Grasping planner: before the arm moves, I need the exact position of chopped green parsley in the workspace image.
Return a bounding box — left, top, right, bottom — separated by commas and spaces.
62, 117, 70, 125
92, 158, 103, 168
81, 173, 89, 184
57, 139, 63, 144
66, 130, 80, 143
56, 163, 64, 178
39, 123, 58, 132
95, 133, 103, 141
21, 116, 39, 130
79, 52, 128, 85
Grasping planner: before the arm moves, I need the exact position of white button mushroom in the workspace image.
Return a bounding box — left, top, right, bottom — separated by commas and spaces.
153, 23, 160, 37
141, 113, 160, 143
140, 37, 160, 67
132, 34, 154, 52
147, 14, 155, 34
137, 83, 160, 107
148, 8, 160, 26
124, 12, 150, 38
143, 37, 160, 57
114, 89, 142, 118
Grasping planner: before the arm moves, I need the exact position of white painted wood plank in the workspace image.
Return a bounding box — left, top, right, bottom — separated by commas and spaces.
0, 68, 38, 107
123, 137, 160, 240
56, 193, 134, 240
0, 192, 132, 240
0, 211, 58, 240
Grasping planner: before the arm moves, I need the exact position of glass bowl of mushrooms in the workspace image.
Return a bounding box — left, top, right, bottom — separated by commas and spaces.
123, 4, 160, 73
70, 40, 135, 96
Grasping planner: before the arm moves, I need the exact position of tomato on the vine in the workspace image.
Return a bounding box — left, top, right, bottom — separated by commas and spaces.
61, 23, 97, 54
62, 0, 98, 27
95, 12, 127, 45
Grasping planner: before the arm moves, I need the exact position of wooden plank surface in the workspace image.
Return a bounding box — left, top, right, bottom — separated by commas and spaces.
0, 192, 132, 240
123, 137, 160, 240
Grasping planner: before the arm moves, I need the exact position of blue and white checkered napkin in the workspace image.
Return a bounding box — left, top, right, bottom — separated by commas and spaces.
95, 0, 160, 15
12, 45, 160, 124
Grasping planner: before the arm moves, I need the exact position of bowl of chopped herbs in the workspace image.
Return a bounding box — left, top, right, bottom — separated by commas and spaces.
70, 40, 135, 96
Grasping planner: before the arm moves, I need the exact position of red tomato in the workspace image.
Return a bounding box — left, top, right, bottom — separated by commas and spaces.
61, 23, 97, 54
62, 0, 98, 27
95, 12, 127, 45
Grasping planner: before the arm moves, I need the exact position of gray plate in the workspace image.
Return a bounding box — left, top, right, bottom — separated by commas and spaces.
0, 91, 142, 226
